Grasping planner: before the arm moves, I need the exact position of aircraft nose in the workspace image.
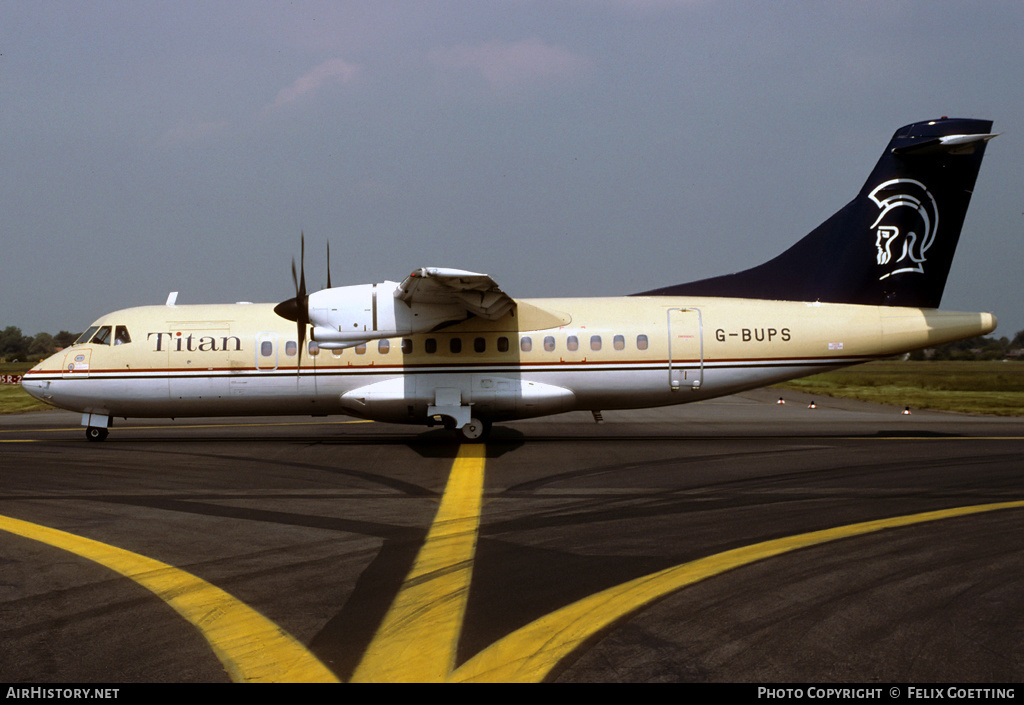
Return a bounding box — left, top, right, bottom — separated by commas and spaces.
20, 373, 47, 402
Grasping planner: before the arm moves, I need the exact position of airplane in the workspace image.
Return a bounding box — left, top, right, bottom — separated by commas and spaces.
22, 117, 998, 443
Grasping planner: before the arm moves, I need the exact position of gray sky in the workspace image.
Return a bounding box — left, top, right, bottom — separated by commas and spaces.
3, 1, 1022, 339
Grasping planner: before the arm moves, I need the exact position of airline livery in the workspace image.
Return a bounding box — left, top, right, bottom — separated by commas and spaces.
23, 118, 998, 442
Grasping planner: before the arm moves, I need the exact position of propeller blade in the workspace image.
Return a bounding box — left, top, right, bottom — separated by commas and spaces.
296, 233, 307, 375
299, 232, 306, 300
274, 233, 310, 377
326, 241, 332, 289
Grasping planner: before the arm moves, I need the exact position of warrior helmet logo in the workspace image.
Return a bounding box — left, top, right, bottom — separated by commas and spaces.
868, 178, 939, 280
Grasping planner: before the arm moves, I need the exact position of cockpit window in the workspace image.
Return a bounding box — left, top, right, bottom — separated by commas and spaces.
91, 326, 112, 346
75, 327, 99, 345
114, 326, 131, 345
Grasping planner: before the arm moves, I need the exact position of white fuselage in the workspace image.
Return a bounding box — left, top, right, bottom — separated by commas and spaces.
22, 296, 996, 427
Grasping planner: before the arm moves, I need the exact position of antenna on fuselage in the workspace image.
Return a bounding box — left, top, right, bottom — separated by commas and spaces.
165, 292, 178, 306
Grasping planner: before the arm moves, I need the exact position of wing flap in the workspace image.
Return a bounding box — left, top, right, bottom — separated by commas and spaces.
397, 267, 515, 320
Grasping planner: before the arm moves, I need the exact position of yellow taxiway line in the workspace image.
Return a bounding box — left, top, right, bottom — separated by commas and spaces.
351, 443, 486, 682
0, 514, 337, 683
2, 444, 1021, 682
449, 499, 1024, 682
0, 419, 373, 435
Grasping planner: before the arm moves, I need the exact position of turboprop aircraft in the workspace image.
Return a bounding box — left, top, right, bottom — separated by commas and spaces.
22, 117, 998, 442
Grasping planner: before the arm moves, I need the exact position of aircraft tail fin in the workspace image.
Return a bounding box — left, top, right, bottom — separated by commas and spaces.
637, 118, 995, 308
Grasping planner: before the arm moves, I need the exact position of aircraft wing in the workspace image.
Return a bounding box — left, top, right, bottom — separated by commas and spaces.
397, 267, 515, 320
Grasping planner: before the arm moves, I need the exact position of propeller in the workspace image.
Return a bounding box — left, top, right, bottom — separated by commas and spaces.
326, 241, 332, 289
273, 232, 310, 373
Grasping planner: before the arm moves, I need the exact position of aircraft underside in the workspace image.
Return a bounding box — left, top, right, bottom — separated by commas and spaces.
25, 358, 866, 441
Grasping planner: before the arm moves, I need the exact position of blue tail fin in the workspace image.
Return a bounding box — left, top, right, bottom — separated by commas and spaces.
637, 118, 995, 308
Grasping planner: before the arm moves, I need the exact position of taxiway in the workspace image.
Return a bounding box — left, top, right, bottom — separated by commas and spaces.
1, 389, 1021, 682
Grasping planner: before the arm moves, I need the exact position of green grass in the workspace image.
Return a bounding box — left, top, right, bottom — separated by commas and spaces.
775, 361, 1024, 416
0, 362, 54, 414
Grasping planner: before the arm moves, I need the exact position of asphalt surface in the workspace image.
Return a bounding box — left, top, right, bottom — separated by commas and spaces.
1, 389, 1022, 683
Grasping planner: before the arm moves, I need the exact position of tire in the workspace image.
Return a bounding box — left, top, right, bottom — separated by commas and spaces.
457, 418, 491, 443
85, 426, 109, 442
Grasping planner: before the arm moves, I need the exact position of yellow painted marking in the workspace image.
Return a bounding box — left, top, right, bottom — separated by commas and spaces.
3, 439, 1021, 683
351, 444, 486, 682
115, 419, 375, 431
0, 419, 373, 434
449, 499, 1024, 683
0, 514, 338, 683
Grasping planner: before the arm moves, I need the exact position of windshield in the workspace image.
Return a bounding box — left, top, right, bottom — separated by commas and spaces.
74, 327, 99, 345
91, 326, 112, 345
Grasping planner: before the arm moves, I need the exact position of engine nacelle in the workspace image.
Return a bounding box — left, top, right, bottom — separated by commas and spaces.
308, 281, 467, 347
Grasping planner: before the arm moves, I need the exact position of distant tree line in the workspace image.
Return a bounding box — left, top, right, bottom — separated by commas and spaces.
0, 327, 79, 363
908, 329, 1024, 361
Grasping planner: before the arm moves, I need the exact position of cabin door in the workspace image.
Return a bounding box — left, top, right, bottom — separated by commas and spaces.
667, 307, 704, 392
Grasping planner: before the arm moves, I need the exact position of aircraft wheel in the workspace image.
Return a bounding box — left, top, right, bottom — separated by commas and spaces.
85, 426, 109, 442
457, 418, 491, 443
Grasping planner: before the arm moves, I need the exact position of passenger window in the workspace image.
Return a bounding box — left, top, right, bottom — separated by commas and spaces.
567, 335, 579, 352
544, 336, 555, 352
474, 337, 486, 353
114, 326, 131, 345
520, 336, 532, 352
402, 339, 413, 354
75, 327, 99, 345
637, 334, 649, 351
308, 341, 319, 356
260, 341, 273, 357
613, 334, 625, 351
497, 336, 509, 353
450, 338, 462, 354
92, 326, 112, 345
355, 343, 367, 355
378, 339, 390, 354
590, 335, 602, 351
285, 340, 298, 356
425, 338, 437, 354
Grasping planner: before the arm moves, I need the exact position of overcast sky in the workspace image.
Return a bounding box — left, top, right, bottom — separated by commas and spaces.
3, 1, 1022, 338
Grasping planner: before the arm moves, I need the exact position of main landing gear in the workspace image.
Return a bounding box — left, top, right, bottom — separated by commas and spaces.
85, 426, 109, 442
456, 417, 491, 443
